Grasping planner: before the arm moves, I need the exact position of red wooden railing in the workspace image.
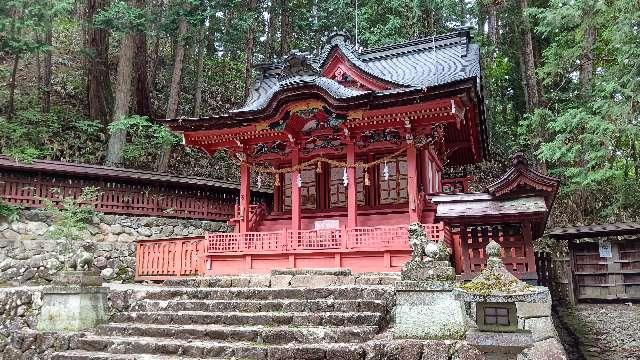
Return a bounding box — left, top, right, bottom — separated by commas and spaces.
0, 156, 271, 221
135, 237, 206, 281
205, 223, 448, 255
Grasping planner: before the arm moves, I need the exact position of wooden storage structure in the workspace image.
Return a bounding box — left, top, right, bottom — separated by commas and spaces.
548, 223, 640, 302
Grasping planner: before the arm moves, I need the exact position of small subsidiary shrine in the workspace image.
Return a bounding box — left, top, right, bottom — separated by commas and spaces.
159, 29, 559, 280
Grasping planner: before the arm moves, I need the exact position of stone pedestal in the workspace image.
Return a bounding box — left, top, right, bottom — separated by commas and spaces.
394, 280, 467, 339
466, 329, 533, 360
36, 271, 107, 332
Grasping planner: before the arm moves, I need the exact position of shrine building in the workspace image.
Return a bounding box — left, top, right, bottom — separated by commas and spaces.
158, 29, 559, 281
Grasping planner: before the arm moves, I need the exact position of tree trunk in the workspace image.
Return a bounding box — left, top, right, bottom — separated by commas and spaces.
7, 54, 20, 118
86, 0, 112, 126
279, 0, 290, 57
193, 25, 206, 117
42, 24, 53, 113
150, 35, 161, 91
487, 3, 498, 46
265, 0, 276, 60
156, 15, 188, 172
35, 34, 42, 99
132, 1, 151, 118
243, 0, 258, 98
165, 16, 187, 119
518, 0, 542, 111
579, 9, 596, 99
105, 32, 135, 166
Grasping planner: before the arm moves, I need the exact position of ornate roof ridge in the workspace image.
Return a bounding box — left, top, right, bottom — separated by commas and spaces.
358, 28, 471, 60
486, 152, 559, 199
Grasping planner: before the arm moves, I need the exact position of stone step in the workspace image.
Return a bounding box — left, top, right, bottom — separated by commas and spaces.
114, 310, 384, 327
52, 350, 210, 359
130, 298, 387, 313
133, 286, 394, 302
74, 335, 366, 359
164, 272, 401, 288
96, 323, 379, 344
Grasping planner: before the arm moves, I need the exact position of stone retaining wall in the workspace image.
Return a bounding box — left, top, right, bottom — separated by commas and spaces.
1, 209, 228, 242
0, 240, 138, 284
0, 210, 227, 285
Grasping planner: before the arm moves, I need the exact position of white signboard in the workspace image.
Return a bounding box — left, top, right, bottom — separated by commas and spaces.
314, 220, 340, 230
599, 240, 612, 258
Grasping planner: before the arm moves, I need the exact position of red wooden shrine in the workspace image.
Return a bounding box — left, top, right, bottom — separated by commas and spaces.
149, 29, 559, 280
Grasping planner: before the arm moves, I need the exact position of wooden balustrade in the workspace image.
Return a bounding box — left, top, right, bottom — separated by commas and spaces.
0, 156, 271, 221
205, 223, 448, 255
135, 237, 206, 281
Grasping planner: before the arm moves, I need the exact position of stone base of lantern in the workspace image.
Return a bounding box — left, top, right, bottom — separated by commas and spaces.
393, 280, 467, 339
36, 271, 107, 332
466, 328, 533, 360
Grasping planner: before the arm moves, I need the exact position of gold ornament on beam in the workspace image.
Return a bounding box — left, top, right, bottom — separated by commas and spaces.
316, 160, 323, 173
364, 171, 370, 186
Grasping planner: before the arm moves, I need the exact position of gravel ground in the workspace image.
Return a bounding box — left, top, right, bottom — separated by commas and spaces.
558, 303, 640, 360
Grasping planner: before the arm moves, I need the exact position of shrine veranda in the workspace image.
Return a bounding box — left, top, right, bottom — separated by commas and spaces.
144, 29, 560, 281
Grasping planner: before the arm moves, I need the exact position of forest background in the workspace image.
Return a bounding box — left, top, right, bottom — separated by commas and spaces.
1, 0, 639, 227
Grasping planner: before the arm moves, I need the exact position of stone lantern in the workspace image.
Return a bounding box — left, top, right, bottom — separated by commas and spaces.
454, 240, 549, 360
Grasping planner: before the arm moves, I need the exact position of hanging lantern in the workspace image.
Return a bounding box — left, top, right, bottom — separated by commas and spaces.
343, 168, 349, 187
257, 174, 262, 190
364, 171, 370, 186
297, 173, 303, 188
316, 160, 323, 173
383, 161, 390, 181
274, 174, 280, 187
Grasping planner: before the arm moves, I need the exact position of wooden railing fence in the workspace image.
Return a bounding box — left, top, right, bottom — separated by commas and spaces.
0, 156, 271, 222
535, 251, 575, 305
135, 237, 206, 280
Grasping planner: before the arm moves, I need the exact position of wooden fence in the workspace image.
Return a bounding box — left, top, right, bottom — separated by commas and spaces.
0, 156, 271, 222
135, 237, 206, 281
536, 251, 575, 305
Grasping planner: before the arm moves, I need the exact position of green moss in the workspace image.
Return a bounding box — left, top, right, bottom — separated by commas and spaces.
460, 273, 533, 296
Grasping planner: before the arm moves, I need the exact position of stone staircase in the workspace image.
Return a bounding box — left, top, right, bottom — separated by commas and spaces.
52, 273, 398, 359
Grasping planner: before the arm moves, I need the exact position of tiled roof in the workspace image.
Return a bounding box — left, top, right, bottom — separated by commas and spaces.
0, 156, 270, 193
432, 194, 547, 218
548, 223, 640, 240
236, 28, 480, 113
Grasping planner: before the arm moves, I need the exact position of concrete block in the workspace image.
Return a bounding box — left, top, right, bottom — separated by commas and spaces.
394, 282, 467, 340
517, 301, 552, 319
270, 275, 292, 288
524, 317, 558, 342
518, 338, 567, 360
37, 285, 107, 332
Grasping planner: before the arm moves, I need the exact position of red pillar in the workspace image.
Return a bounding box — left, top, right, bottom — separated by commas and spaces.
239, 161, 250, 233
407, 143, 419, 223
291, 147, 301, 231
346, 142, 357, 228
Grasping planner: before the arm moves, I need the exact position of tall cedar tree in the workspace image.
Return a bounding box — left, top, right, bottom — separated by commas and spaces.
86, 0, 113, 125
156, 14, 188, 172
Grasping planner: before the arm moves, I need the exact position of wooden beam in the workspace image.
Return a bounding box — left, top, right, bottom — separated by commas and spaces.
239, 161, 250, 232
347, 142, 357, 228
291, 147, 301, 231
407, 143, 419, 223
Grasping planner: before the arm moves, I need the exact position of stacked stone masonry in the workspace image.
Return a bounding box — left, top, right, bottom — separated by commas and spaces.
0, 210, 226, 284
1, 272, 567, 360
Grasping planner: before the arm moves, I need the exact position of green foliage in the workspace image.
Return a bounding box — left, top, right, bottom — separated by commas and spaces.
108, 115, 179, 168
42, 187, 101, 241
0, 199, 21, 222
94, 0, 148, 34
0, 109, 104, 164
519, 0, 640, 223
